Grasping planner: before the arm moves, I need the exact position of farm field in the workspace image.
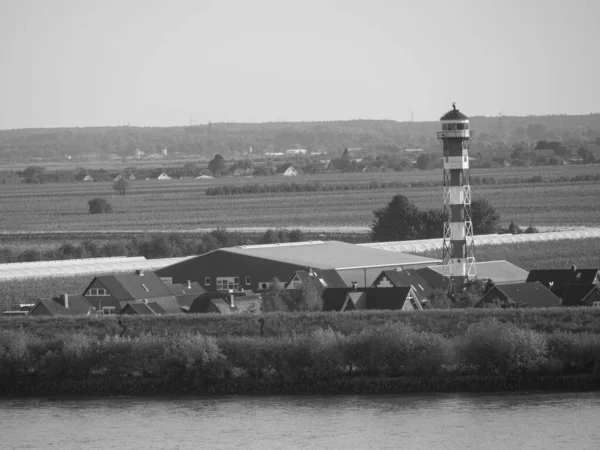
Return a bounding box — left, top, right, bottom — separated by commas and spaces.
1, 166, 599, 233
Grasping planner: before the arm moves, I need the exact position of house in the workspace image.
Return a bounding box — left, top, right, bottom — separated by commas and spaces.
120, 302, 167, 315
28, 294, 93, 316
167, 281, 206, 308
371, 269, 433, 298
284, 149, 308, 157
276, 164, 298, 176
475, 282, 561, 308
156, 241, 440, 292
82, 174, 94, 182
417, 260, 529, 291
128, 173, 137, 181
560, 285, 600, 307
82, 270, 179, 314
284, 269, 348, 292
157, 172, 172, 180
526, 266, 600, 297
188, 292, 235, 314
323, 286, 422, 312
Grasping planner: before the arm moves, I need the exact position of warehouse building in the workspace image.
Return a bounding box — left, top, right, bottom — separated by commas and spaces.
156, 240, 440, 292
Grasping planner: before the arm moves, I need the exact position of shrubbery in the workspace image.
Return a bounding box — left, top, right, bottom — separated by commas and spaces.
1, 318, 599, 394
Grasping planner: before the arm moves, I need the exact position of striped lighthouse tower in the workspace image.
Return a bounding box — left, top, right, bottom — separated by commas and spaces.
437, 103, 476, 290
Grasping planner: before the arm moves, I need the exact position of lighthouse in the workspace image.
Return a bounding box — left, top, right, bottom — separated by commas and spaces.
437, 103, 476, 290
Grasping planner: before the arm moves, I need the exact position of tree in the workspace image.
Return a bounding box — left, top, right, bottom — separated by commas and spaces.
88, 198, 112, 214
261, 278, 289, 312
113, 178, 130, 195
21, 165, 45, 183
507, 220, 521, 235
419, 209, 447, 239
208, 154, 227, 177
470, 198, 500, 234
416, 153, 430, 170
371, 195, 423, 242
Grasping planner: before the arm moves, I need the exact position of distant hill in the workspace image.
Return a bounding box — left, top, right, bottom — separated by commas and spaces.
1, 114, 599, 163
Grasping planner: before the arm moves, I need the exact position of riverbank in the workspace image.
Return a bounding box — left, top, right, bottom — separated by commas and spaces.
3, 374, 600, 397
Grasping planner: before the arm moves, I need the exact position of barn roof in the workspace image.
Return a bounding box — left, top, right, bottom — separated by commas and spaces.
121, 302, 156, 315
428, 260, 528, 285
221, 241, 438, 270
29, 295, 92, 316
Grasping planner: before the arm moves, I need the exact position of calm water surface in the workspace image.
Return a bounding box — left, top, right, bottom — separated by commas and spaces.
1, 392, 599, 449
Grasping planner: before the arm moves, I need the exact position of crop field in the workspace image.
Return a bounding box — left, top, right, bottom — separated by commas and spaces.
1, 165, 599, 233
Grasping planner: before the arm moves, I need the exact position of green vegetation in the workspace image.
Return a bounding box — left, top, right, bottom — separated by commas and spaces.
1, 315, 599, 395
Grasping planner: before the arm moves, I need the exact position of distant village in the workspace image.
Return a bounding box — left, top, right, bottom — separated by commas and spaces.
4, 240, 600, 318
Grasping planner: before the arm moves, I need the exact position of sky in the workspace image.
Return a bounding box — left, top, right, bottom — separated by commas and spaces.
1, 0, 599, 129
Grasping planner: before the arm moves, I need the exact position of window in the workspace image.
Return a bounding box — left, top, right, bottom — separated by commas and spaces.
245, 276, 251, 285
216, 277, 239, 291
86, 288, 108, 296
448, 123, 457, 130
457, 123, 465, 130
102, 306, 116, 315
205, 277, 211, 285
141, 284, 149, 292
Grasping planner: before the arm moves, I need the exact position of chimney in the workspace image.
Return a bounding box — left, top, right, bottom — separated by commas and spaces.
136, 269, 144, 276
228, 289, 235, 308
187, 280, 192, 289
351, 281, 357, 291
571, 264, 577, 272
60, 293, 69, 308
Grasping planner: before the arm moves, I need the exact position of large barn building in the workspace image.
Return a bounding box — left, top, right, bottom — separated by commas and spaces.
156, 240, 440, 292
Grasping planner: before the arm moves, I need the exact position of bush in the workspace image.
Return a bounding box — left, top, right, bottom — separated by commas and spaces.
459, 319, 547, 375
546, 332, 600, 374
88, 198, 112, 214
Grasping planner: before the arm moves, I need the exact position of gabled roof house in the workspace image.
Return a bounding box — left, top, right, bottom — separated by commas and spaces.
83, 270, 179, 314
28, 294, 93, 316
475, 282, 561, 308
526, 266, 600, 296
323, 286, 422, 312
371, 269, 433, 298
561, 285, 600, 308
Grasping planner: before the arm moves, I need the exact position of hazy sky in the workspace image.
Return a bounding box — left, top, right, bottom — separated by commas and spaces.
1, 0, 599, 129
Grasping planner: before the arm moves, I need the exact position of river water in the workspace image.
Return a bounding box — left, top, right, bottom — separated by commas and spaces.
1, 392, 599, 449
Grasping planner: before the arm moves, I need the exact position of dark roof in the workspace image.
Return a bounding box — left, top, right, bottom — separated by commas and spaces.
285, 269, 348, 291
323, 287, 415, 311
210, 298, 234, 314
341, 292, 367, 311
373, 269, 433, 297
147, 302, 167, 314
188, 292, 230, 313
440, 104, 469, 121
526, 268, 600, 291
88, 271, 175, 302
150, 297, 183, 314
121, 302, 156, 315
168, 282, 206, 307
167, 281, 205, 296
29, 295, 92, 316
276, 163, 294, 173
478, 282, 560, 308
561, 285, 600, 307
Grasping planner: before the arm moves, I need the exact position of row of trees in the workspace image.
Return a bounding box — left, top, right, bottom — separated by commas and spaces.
370, 195, 501, 242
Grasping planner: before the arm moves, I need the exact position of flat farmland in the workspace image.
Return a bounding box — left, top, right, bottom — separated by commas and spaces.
0, 166, 599, 232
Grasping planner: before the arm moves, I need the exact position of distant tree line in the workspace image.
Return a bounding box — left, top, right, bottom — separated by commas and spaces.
0, 229, 306, 264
